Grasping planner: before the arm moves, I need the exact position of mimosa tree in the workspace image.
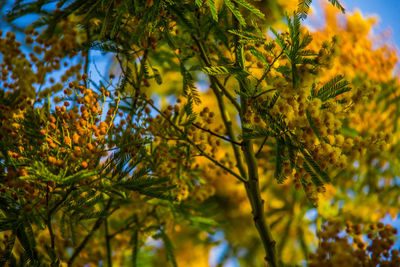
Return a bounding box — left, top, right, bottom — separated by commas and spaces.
0, 0, 399, 266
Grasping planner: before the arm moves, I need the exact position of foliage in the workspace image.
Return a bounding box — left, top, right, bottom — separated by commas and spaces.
0, 0, 399, 266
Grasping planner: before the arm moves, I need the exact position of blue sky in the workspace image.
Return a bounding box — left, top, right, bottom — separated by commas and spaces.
342, 0, 400, 47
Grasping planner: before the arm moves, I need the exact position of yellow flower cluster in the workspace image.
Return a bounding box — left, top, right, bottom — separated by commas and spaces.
0, 20, 81, 102
41, 82, 112, 171
1, 76, 116, 212
240, 18, 393, 204
146, 100, 220, 202
309, 220, 400, 267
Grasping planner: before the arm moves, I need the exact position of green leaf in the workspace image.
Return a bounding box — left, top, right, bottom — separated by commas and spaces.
275, 65, 291, 75
202, 66, 230, 75
228, 29, 265, 43
61, 169, 98, 184
233, 0, 264, 19
0, 232, 15, 265
300, 147, 331, 183
207, 0, 219, 21
270, 28, 286, 50
152, 68, 162, 85
269, 92, 280, 109
286, 137, 296, 169
158, 230, 178, 267
224, 0, 246, 26
138, 189, 176, 201
117, 176, 170, 190
339, 126, 359, 138
303, 161, 324, 187
316, 75, 351, 101
188, 214, 219, 227
202, 65, 242, 75
0, 218, 18, 231
328, 0, 345, 13
297, 0, 312, 19
241, 124, 275, 139
15, 222, 38, 261
195, 0, 205, 6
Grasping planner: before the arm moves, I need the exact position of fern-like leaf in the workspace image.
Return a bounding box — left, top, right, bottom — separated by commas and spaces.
207, 0, 218, 21
0, 232, 15, 265
202, 66, 230, 75
224, 0, 246, 26
250, 47, 267, 65
316, 75, 351, 101
233, 0, 264, 19
302, 161, 324, 187
305, 109, 322, 141
328, 0, 345, 13
300, 147, 331, 183
228, 29, 265, 43
297, 0, 312, 19
159, 230, 178, 267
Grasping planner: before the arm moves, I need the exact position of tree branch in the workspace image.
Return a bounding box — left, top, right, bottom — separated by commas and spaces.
232, 9, 278, 267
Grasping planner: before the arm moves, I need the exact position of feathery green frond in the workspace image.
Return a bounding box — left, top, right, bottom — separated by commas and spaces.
328, 0, 345, 13
297, 0, 312, 19
224, 0, 246, 26
316, 75, 351, 101
207, 0, 219, 21
233, 0, 265, 19
300, 147, 331, 183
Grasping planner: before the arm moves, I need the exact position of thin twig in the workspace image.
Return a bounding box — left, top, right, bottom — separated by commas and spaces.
255, 135, 269, 158
145, 99, 246, 183
68, 198, 113, 266
47, 187, 74, 252
254, 47, 287, 92
192, 123, 242, 146
191, 35, 241, 112
192, 30, 248, 180
253, 88, 276, 99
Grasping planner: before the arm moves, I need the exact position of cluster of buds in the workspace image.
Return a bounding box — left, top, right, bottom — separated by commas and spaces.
309, 220, 400, 267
